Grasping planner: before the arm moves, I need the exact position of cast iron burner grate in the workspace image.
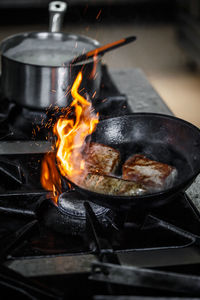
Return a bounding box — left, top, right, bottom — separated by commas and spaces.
0, 184, 199, 260
1, 191, 200, 299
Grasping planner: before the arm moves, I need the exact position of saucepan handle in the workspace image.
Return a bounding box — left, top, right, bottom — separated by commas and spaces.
49, 1, 67, 33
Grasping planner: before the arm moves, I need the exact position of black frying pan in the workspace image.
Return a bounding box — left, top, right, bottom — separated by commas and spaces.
67, 113, 200, 210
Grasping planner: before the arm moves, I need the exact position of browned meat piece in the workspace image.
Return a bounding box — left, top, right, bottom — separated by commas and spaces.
122, 154, 177, 192
83, 142, 120, 175
82, 173, 146, 196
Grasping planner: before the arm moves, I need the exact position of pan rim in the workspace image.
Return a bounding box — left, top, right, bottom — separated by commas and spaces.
98, 112, 200, 134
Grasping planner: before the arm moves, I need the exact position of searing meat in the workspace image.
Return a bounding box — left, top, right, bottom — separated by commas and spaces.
122, 154, 177, 192
82, 173, 146, 196
80, 143, 146, 196
83, 142, 120, 175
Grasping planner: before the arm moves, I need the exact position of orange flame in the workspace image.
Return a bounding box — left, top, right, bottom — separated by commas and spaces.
55, 71, 99, 182
40, 152, 62, 203
40, 71, 99, 202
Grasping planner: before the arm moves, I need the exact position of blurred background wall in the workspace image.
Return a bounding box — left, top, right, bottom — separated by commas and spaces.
0, 0, 199, 127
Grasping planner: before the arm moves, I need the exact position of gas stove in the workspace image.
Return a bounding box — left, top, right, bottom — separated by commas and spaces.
0, 66, 200, 299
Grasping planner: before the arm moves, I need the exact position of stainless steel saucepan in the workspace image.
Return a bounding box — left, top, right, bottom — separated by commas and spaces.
0, 1, 102, 110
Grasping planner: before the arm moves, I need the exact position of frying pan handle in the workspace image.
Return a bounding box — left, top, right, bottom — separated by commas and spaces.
49, 1, 67, 33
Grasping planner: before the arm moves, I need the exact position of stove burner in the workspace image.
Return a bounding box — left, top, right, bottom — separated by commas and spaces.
42, 190, 115, 236
58, 191, 109, 219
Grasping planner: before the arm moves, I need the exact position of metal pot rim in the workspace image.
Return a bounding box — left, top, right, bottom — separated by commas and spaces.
0, 31, 101, 68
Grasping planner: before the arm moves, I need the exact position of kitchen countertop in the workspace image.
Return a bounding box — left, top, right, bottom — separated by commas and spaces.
112, 68, 200, 212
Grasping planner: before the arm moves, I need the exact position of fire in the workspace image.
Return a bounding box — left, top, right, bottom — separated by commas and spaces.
40, 152, 62, 203
55, 71, 99, 182
40, 71, 99, 203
